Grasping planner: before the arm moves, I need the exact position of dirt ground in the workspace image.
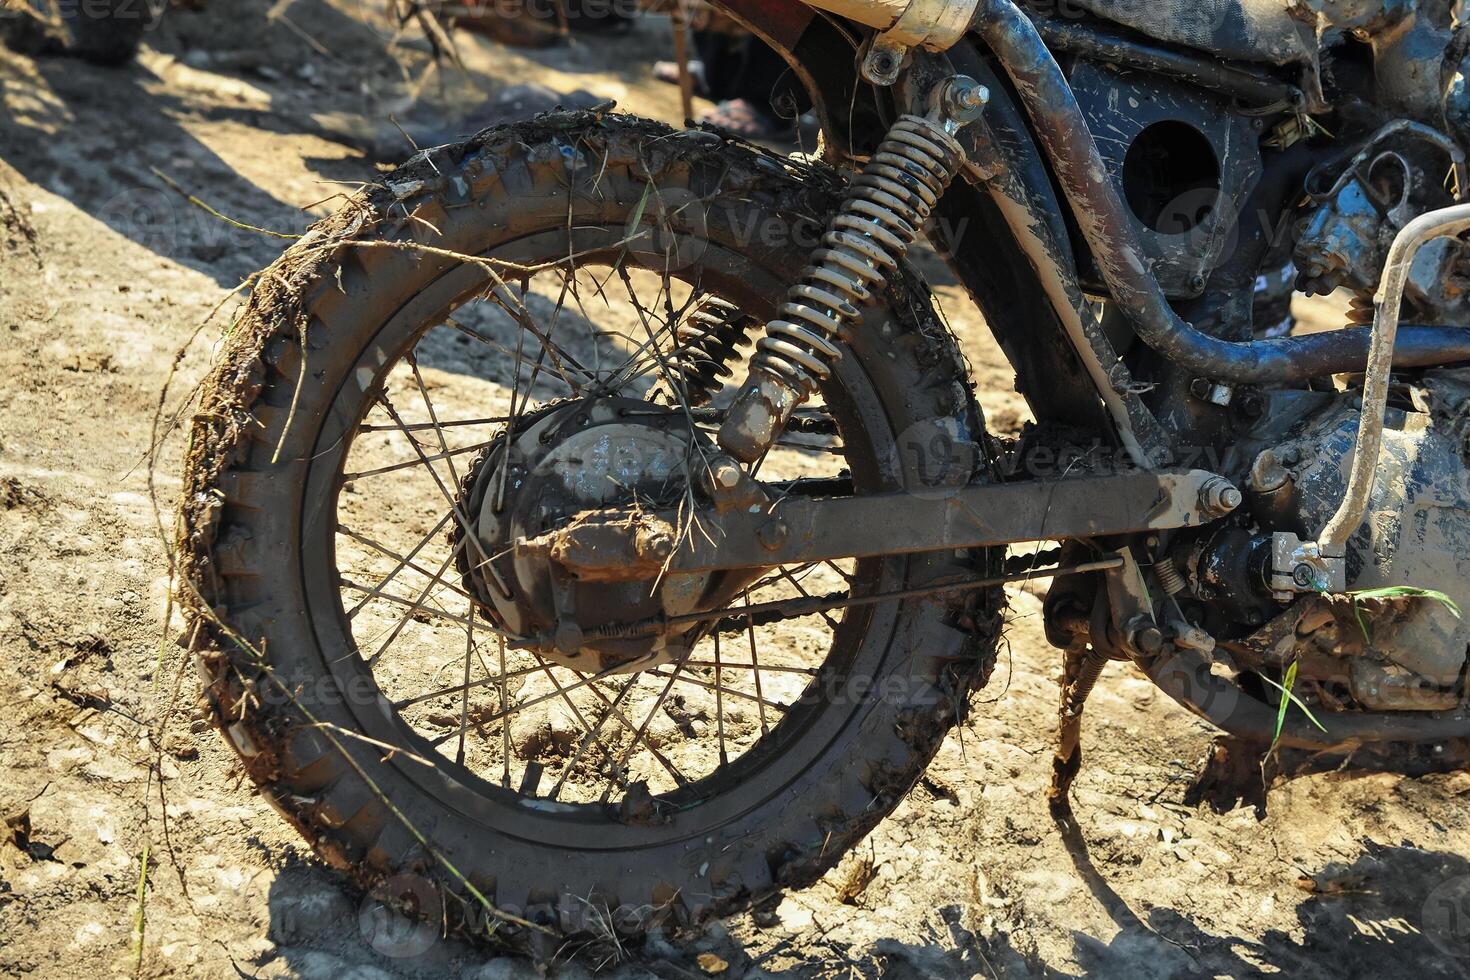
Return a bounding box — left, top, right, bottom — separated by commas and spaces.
2, 3, 1470, 978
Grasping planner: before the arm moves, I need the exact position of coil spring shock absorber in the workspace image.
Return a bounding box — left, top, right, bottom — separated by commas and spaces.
673, 297, 757, 406
716, 76, 989, 463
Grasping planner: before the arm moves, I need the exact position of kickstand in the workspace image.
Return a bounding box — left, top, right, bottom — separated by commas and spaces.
1048, 643, 1109, 821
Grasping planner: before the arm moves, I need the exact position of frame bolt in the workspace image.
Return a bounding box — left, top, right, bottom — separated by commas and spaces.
710, 457, 743, 490
1198, 478, 1242, 518
942, 77, 991, 124
757, 518, 789, 552
1127, 618, 1164, 655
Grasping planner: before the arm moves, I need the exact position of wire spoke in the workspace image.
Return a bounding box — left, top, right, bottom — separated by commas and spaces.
577, 668, 689, 789
343, 440, 489, 482
744, 592, 770, 736
344, 509, 456, 619
338, 524, 477, 605
645, 666, 788, 713
377, 392, 492, 569
359, 416, 511, 433
478, 278, 596, 393
600, 665, 683, 805
456, 607, 475, 765
549, 672, 644, 800
408, 352, 462, 487
778, 567, 842, 631
713, 633, 727, 766
342, 577, 474, 630
395, 660, 544, 710
532, 659, 633, 785
678, 660, 818, 675
362, 545, 464, 667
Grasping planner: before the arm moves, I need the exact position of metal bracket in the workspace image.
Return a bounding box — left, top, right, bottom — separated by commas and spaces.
1269, 531, 1347, 601
859, 0, 982, 85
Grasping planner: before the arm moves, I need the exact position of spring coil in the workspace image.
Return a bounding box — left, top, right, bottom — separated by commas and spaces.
673, 298, 756, 405
750, 114, 966, 390
1347, 289, 1376, 325
1154, 557, 1188, 596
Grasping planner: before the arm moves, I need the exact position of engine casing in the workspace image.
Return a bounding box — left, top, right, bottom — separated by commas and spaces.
1247, 375, 1470, 709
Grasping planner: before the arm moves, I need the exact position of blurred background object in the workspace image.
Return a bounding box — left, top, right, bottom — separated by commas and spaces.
0, 0, 167, 65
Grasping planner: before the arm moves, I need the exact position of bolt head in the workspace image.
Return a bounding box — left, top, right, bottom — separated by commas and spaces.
711, 459, 742, 489
942, 77, 990, 124
1292, 563, 1315, 588
757, 519, 789, 551
1135, 626, 1164, 655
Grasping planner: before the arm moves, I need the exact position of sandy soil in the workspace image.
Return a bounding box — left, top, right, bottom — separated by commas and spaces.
2, 3, 1470, 978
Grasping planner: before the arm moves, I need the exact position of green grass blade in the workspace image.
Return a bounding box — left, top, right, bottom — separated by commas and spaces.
1349, 586, 1461, 643
1349, 586, 1462, 618
1261, 662, 1328, 750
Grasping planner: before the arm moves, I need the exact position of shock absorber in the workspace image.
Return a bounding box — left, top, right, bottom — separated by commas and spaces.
672, 297, 757, 406
717, 76, 989, 463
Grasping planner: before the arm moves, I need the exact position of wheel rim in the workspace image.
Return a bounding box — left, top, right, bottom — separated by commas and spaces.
298, 224, 916, 843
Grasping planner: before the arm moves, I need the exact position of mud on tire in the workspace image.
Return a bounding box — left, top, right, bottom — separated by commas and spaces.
177, 111, 1005, 956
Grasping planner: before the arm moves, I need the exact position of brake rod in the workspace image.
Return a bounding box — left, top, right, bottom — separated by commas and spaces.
582, 556, 1125, 641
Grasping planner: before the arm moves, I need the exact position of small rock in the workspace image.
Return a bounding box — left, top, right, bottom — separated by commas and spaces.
771, 896, 814, 933
696, 951, 729, 974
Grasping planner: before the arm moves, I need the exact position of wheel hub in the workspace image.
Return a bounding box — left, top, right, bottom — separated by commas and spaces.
457, 398, 718, 673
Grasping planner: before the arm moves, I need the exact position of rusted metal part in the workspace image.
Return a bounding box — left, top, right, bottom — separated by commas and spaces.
1031, 14, 1304, 108
527, 468, 1236, 577
968, 0, 1470, 384
1320, 202, 1470, 551
530, 511, 675, 583
1065, 0, 1319, 67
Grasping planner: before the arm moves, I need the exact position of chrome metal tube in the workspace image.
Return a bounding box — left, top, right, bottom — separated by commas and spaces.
797, 0, 978, 49
1320, 203, 1470, 550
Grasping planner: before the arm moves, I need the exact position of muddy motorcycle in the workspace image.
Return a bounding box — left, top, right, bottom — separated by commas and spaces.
180, 0, 1470, 951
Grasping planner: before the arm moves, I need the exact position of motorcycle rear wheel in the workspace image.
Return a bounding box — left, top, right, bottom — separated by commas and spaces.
178, 113, 1003, 953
